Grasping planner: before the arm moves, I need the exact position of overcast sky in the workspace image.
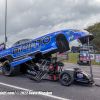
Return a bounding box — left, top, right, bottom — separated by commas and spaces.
0, 0, 100, 47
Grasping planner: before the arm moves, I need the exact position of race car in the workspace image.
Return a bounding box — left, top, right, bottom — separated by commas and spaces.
0, 29, 94, 77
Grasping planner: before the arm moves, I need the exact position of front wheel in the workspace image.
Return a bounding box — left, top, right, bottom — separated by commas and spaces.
59, 72, 72, 86
2, 60, 20, 76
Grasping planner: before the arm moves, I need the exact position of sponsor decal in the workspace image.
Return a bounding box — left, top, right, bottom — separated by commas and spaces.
77, 73, 83, 78
66, 31, 75, 41
56, 54, 67, 58
75, 34, 80, 38
2, 60, 9, 66
0, 45, 4, 50
67, 31, 74, 35
90, 54, 95, 61
0, 43, 5, 51
13, 36, 51, 55
27, 70, 37, 75
66, 31, 70, 33
69, 35, 74, 41
96, 54, 100, 62
90, 55, 93, 58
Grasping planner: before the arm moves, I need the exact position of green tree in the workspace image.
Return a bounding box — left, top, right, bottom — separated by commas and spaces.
85, 22, 100, 51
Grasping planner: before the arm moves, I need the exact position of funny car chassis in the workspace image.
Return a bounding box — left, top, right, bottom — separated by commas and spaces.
24, 57, 94, 86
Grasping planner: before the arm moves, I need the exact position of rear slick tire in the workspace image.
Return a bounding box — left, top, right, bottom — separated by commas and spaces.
2, 60, 20, 76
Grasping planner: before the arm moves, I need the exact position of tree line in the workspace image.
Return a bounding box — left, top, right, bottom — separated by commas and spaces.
85, 22, 100, 50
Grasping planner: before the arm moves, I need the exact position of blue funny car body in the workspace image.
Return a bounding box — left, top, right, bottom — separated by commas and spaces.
0, 29, 94, 76
0, 29, 94, 67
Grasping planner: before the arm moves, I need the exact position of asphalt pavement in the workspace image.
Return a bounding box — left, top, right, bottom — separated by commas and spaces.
0, 63, 100, 100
